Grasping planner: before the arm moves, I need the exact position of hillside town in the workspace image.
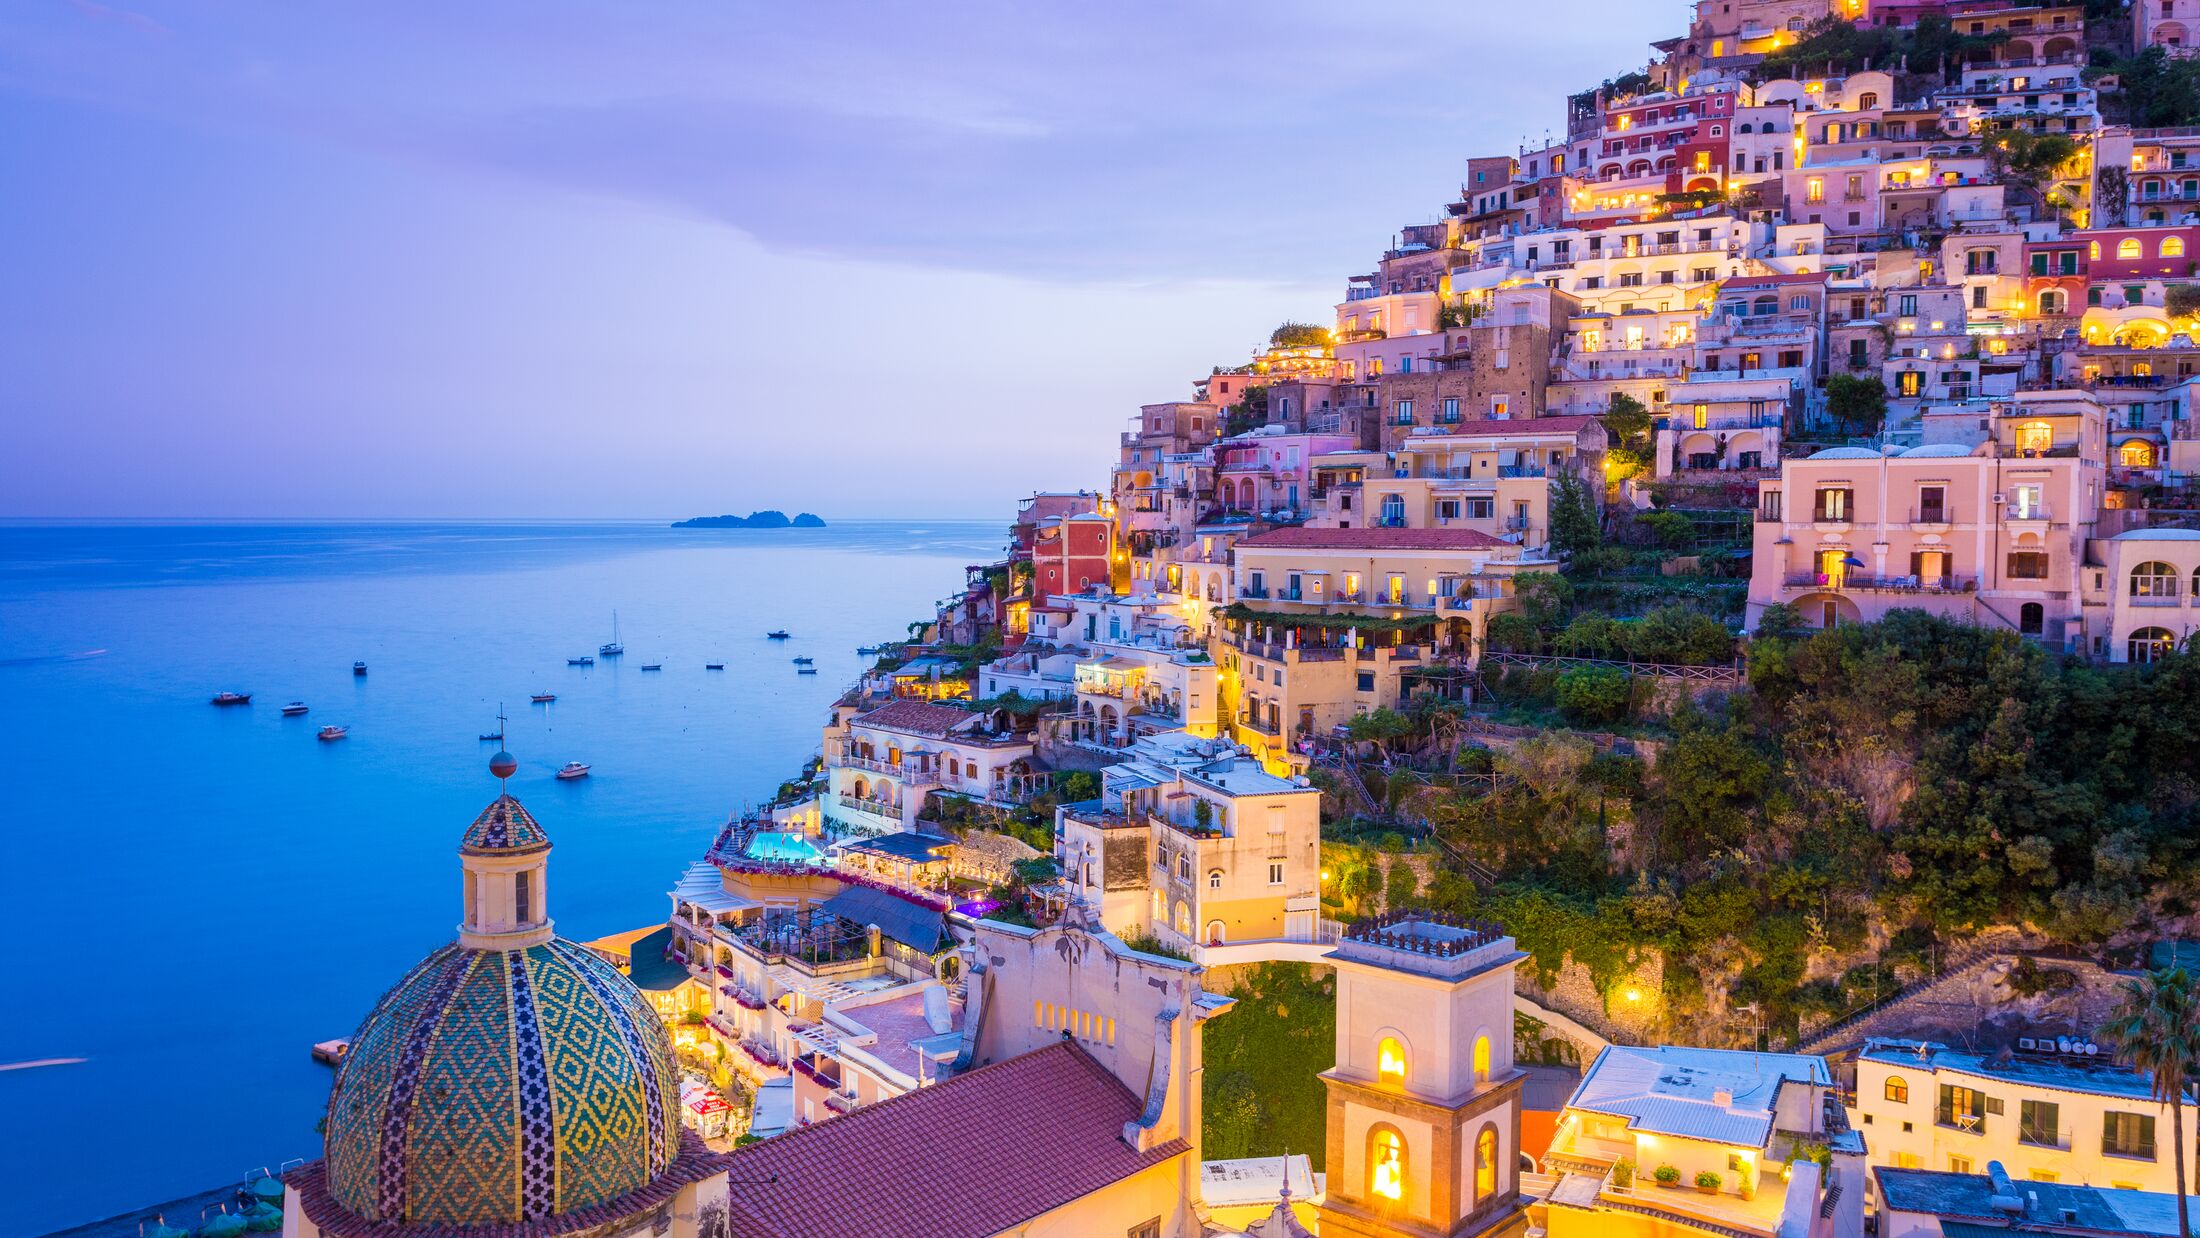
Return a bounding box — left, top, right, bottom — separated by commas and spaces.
270, 3, 2200, 1238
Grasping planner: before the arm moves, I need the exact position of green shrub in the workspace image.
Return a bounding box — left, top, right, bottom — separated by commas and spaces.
1555, 665, 1632, 724
1695, 1171, 1723, 1190
1653, 1165, 1682, 1185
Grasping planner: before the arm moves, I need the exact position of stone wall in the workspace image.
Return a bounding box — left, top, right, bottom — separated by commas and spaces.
1802, 944, 2130, 1055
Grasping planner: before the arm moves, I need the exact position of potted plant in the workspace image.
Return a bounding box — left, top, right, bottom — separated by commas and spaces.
1612, 1158, 1636, 1189
1653, 1165, 1682, 1188
1695, 1171, 1722, 1195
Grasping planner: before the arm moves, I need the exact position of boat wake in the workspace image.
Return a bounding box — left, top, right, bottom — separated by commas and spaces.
0, 1056, 89, 1072
0, 649, 108, 668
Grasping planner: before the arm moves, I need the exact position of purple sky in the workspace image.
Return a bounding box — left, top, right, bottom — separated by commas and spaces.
0, 1, 1673, 519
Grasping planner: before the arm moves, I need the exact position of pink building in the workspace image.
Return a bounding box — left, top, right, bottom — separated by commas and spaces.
1213, 431, 1356, 519
1748, 392, 2108, 648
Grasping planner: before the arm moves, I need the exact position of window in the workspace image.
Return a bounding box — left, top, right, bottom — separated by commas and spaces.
2131, 628, 2178, 664
1693, 403, 1709, 429
1356, 671, 1375, 692
2019, 1099, 2060, 1147
2104, 1110, 2158, 1160
2016, 422, 2054, 454
1208, 869, 1223, 889
1128, 1220, 1162, 1238
2123, 440, 2158, 467
2170, 237, 2189, 258
1885, 1076, 1910, 1104
1473, 1035, 1491, 1081
2008, 551, 2049, 579
1377, 1037, 1408, 1085
1442, 397, 1460, 423
1815, 487, 1852, 522
513, 872, 532, 924
2121, 238, 2144, 259
1807, 177, 1825, 203
1177, 854, 1192, 880
1370, 1126, 1407, 1201
2133, 561, 2181, 598
1476, 1126, 1499, 1201
1269, 861, 1285, 885
1936, 1084, 1993, 1132
1395, 400, 1415, 426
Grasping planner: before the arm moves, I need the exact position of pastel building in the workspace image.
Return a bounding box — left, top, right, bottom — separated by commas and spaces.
1308, 417, 1609, 555
1054, 729, 1323, 959
2082, 527, 2200, 662
1748, 391, 2108, 644
823, 700, 1043, 835
1855, 1038, 2200, 1193
1538, 1045, 1864, 1238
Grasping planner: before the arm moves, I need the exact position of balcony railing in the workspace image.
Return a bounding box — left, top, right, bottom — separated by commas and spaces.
1912, 508, 1953, 524
837, 794, 903, 819
1784, 573, 1979, 594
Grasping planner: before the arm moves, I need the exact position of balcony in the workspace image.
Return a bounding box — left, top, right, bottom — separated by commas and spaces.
1912, 507, 1954, 525
2131, 590, 2185, 608
1497, 464, 1547, 478
1783, 573, 1979, 594
836, 794, 904, 820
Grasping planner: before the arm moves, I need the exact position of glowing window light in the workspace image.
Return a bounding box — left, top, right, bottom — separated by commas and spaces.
1378, 1037, 1408, 1085
1372, 1129, 1406, 1201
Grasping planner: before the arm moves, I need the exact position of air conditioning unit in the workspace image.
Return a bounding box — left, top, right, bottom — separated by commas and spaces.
1992, 492, 2007, 505
2017, 1037, 2037, 1051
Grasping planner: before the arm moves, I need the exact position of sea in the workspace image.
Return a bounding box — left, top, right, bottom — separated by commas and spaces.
0, 520, 999, 1238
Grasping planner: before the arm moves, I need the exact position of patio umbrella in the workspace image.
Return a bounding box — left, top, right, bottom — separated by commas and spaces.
1842, 555, 1866, 568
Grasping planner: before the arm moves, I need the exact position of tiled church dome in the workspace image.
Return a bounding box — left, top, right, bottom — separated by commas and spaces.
322, 936, 684, 1226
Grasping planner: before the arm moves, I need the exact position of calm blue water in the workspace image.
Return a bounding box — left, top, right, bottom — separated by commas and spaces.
0, 521, 996, 1238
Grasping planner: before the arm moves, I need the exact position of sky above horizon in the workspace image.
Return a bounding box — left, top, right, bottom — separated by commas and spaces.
0, 1, 1673, 520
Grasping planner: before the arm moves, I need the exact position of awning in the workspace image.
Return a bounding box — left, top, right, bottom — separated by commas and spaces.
669, 861, 761, 915
818, 885, 946, 953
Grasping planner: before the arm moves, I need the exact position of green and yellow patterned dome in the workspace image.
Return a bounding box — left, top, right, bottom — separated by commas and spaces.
318, 790, 685, 1228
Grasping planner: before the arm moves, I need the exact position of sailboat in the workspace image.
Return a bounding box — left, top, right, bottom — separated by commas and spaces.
599, 611, 624, 657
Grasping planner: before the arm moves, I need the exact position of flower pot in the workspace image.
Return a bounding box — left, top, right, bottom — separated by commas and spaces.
1695, 1184, 1718, 1195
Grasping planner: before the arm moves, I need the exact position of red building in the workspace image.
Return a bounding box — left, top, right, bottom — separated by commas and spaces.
1009, 492, 1101, 564
1032, 512, 1114, 598
2024, 237, 2087, 317
2076, 226, 2200, 282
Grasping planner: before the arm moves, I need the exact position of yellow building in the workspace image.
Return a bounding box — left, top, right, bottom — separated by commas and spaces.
1219, 526, 1555, 770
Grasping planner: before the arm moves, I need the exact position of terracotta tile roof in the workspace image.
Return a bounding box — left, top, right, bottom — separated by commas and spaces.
719, 1041, 1189, 1238
1235, 526, 1512, 551
1426, 415, 1604, 437
852, 700, 980, 738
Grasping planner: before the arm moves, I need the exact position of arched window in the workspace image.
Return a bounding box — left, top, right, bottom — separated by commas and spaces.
1738, 122, 1754, 134
1206, 920, 1226, 945
2020, 602, 2044, 635
1753, 295, 1779, 315
1174, 901, 1191, 936
1473, 1035, 1492, 1082
2090, 241, 2103, 260
1369, 1125, 1407, 1202
2124, 440, 2159, 467
2131, 627, 2178, 664
2121, 238, 2145, 259
2132, 561, 2181, 599
1475, 1126, 1499, 1202
1885, 1075, 1909, 1103
1380, 493, 1406, 525
1152, 889, 1165, 920
1859, 92, 1880, 109
1177, 853, 1193, 880
2168, 237, 2189, 258
2039, 290, 2064, 315
1208, 868, 1224, 889
1378, 1036, 1409, 1086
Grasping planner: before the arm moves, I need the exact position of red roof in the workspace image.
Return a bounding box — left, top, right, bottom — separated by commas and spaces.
1236, 526, 1511, 551
1424, 415, 1603, 438
854, 700, 980, 738
720, 1042, 1189, 1238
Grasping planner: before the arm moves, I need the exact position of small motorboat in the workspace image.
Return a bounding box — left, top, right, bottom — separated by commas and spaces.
640, 663, 662, 671
353, 661, 367, 676
791, 656, 815, 665
211, 691, 252, 706
856, 645, 881, 655
705, 662, 725, 670
556, 761, 591, 781
796, 667, 819, 675
281, 702, 310, 717
600, 610, 624, 657
567, 655, 596, 667
318, 725, 348, 742
531, 692, 556, 703
766, 630, 791, 640
479, 731, 504, 742
309, 1039, 350, 1066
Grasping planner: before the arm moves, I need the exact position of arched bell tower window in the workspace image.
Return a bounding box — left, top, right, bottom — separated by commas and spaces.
1377, 1036, 1408, 1086
1475, 1125, 1499, 1201
1369, 1124, 1407, 1202
1472, 1034, 1492, 1082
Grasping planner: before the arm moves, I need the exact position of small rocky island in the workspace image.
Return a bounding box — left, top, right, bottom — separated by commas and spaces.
671, 510, 826, 529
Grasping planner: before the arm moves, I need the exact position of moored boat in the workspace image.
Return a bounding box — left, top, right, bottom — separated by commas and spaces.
856, 645, 880, 655
599, 610, 624, 657
531, 692, 556, 703
796, 667, 818, 675
766, 630, 790, 639
556, 761, 591, 780
567, 655, 595, 667
281, 702, 310, 716
479, 731, 504, 742
353, 661, 367, 676
705, 662, 725, 670
791, 656, 814, 665
318, 725, 348, 742
640, 663, 662, 671
211, 691, 251, 706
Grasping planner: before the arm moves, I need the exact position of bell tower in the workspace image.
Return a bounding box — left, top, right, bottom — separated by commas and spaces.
1317, 912, 1530, 1238
456, 750, 555, 950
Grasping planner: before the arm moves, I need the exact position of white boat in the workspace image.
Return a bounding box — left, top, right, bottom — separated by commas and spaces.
556, 761, 591, 780
599, 610, 624, 657
317, 725, 348, 742
281, 702, 310, 717
567, 655, 595, 667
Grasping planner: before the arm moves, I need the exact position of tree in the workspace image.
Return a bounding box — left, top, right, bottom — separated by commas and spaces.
2169, 284, 2200, 322
1555, 665, 1633, 725
1269, 322, 1330, 349
1824, 374, 1888, 437
1636, 510, 1695, 549
1603, 393, 1654, 456
2100, 968, 2200, 1238
1385, 858, 1421, 912
1550, 468, 1603, 558
1346, 708, 1416, 763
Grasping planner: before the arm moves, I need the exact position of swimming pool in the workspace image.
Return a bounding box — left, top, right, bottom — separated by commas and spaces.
746, 831, 828, 864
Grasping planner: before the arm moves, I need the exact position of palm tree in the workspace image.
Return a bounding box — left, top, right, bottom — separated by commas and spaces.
2100, 967, 2200, 1238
